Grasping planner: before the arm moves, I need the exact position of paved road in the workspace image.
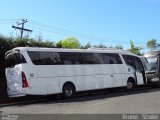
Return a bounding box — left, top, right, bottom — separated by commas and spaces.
1, 87, 160, 114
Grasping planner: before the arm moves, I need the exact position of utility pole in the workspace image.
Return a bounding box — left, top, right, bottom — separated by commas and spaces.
12, 19, 33, 40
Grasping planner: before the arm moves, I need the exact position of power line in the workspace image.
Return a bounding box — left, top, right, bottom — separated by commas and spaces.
0, 22, 14, 24
0, 18, 147, 47
29, 20, 123, 43
28, 20, 146, 46
0, 19, 20, 22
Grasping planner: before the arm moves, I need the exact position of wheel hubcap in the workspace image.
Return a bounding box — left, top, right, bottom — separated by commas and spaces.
65, 87, 73, 96
127, 82, 133, 89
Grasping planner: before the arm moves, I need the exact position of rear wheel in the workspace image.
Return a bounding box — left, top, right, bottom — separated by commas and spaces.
62, 83, 75, 98
126, 79, 135, 90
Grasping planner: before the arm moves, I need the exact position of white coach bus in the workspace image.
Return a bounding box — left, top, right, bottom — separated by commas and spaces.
5, 47, 147, 98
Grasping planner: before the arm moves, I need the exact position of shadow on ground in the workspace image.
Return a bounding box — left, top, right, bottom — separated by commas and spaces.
1, 85, 160, 107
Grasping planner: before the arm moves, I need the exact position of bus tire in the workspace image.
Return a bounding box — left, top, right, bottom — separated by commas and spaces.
62, 83, 75, 98
126, 78, 135, 90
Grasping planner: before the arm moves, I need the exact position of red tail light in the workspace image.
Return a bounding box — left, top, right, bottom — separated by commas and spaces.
22, 71, 29, 88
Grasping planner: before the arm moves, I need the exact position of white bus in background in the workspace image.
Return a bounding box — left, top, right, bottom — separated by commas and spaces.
5, 47, 147, 98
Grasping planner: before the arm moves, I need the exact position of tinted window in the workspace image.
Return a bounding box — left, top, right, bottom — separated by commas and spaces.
28, 51, 55, 65
145, 57, 157, 70
135, 57, 144, 73
28, 51, 123, 65
59, 52, 82, 64
122, 55, 135, 68
81, 53, 104, 64
103, 53, 122, 64
5, 53, 26, 67
53, 52, 63, 64
122, 55, 144, 72
135, 61, 143, 73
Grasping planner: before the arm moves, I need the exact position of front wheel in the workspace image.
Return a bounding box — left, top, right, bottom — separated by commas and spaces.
62, 84, 75, 98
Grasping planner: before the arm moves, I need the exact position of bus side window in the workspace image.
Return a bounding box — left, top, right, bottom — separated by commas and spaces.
122, 55, 135, 68
81, 53, 103, 64
103, 53, 122, 64
59, 52, 82, 65
28, 51, 55, 65
53, 52, 63, 64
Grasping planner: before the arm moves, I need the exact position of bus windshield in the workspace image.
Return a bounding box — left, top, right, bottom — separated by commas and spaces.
140, 57, 150, 71
145, 56, 157, 71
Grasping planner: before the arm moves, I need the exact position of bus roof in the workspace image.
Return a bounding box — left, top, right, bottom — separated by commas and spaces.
12, 47, 138, 56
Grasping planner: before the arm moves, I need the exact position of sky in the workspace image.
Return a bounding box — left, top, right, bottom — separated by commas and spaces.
0, 0, 160, 52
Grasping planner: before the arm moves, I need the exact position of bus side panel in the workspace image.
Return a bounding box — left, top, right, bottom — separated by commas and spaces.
119, 54, 129, 87
37, 65, 62, 95
74, 65, 107, 91
75, 76, 96, 91
109, 64, 124, 87
78, 65, 107, 91
47, 77, 61, 94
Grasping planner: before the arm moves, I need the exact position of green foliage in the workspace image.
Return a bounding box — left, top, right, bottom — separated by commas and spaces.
61, 37, 80, 49
115, 45, 123, 49
41, 41, 55, 48
93, 44, 107, 48
28, 39, 41, 47
80, 42, 92, 49
0, 35, 15, 97
14, 37, 29, 47
0, 36, 14, 51
28, 39, 55, 48
147, 39, 159, 50
128, 40, 142, 55
56, 40, 63, 48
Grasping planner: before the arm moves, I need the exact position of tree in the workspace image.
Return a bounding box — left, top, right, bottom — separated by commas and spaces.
147, 39, 159, 50
80, 42, 92, 49
93, 44, 107, 48
28, 38, 55, 48
115, 45, 123, 49
14, 37, 29, 47
61, 37, 80, 49
0, 35, 14, 97
128, 40, 142, 55
56, 40, 63, 48
40, 41, 55, 48
28, 39, 41, 47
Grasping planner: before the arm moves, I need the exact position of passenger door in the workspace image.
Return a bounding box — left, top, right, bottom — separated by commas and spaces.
122, 55, 146, 85
134, 58, 145, 85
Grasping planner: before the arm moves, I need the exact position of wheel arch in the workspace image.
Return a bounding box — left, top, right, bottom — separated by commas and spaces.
62, 81, 76, 92
127, 77, 136, 85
